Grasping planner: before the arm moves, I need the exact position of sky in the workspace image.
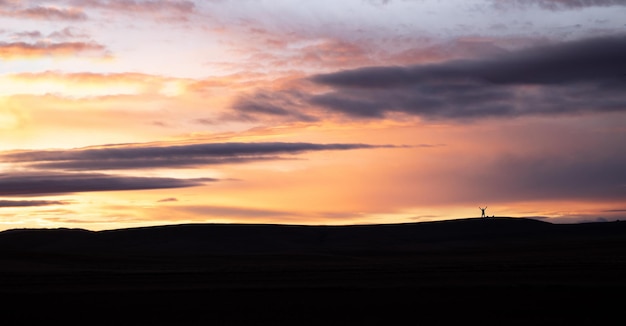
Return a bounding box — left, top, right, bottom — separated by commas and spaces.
0, 0, 625, 230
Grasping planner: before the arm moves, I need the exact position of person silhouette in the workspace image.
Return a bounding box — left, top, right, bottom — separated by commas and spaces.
479, 206, 487, 218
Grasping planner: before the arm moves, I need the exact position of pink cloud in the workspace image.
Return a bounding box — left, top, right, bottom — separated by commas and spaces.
0, 6, 87, 21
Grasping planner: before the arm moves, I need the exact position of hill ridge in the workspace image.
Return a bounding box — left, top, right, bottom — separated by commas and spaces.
1, 217, 623, 256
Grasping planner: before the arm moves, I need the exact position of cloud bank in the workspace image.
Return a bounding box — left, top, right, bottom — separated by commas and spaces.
234, 35, 626, 121
308, 35, 626, 119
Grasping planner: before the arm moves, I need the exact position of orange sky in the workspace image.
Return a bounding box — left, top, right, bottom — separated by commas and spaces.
0, 0, 625, 230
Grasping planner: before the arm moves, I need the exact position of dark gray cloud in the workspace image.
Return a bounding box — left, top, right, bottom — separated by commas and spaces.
0, 172, 211, 196
312, 35, 626, 86
303, 35, 626, 120
0, 200, 69, 207
2, 142, 387, 171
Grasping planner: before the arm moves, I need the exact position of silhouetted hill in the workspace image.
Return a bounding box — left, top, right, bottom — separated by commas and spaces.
2, 217, 626, 325
0, 217, 624, 256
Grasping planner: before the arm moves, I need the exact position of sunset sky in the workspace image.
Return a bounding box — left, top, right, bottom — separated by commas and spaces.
0, 0, 625, 230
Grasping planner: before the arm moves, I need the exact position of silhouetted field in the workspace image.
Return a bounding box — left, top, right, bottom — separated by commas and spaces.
2, 217, 625, 325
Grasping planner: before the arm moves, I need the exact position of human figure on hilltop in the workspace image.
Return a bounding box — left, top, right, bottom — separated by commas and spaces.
479, 206, 487, 218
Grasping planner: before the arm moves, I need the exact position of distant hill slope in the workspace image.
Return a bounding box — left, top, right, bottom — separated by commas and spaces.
1, 217, 624, 256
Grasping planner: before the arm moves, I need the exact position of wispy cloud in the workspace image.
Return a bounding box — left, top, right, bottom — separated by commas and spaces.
233, 90, 319, 122
0, 200, 70, 207
12, 30, 43, 39
2, 141, 392, 171
48, 27, 90, 40
0, 172, 211, 196
72, 0, 196, 21
492, 0, 626, 10
0, 5, 87, 21
78, 0, 195, 13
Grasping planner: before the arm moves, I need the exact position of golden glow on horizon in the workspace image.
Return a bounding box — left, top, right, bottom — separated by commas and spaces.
2, 192, 622, 231
1, 114, 625, 231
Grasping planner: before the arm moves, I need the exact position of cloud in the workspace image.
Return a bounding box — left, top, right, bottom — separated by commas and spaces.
20, 6, 86, 20
304, 35, 626, 120
12, 31, 43, 39
233, 90, 319, 122
157, 197, 178, 203
492, 0, 626, 10
365, 0, 393, 5
81, 0, 195, 13
73, 0, 195, 21
312, 35, 626, 87
48, 27, 89, 40
1, 141, 391, 171
0, 41, 108, 59
0, 200, 69, 207
242, 38, 374, 72
0, 6, 87, 21
0, 172, 211, 196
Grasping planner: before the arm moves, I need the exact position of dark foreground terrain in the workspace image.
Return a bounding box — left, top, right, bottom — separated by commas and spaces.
1, 217, 625, 325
